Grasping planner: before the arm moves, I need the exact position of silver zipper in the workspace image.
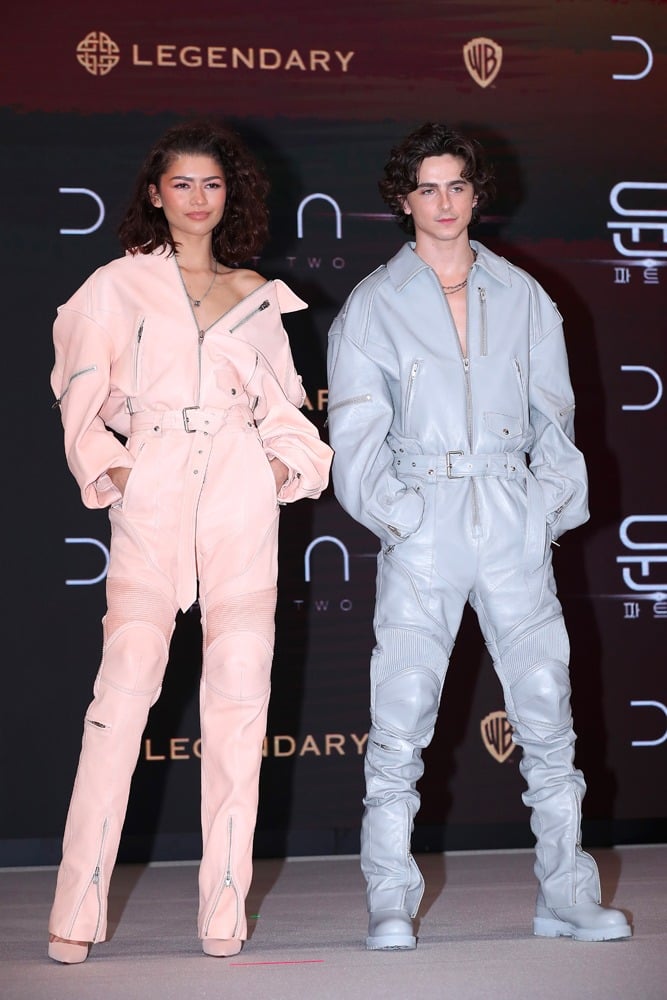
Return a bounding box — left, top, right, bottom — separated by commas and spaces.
551, 493, 573, 522
133, 318, 144, 392
52, 365, 97, 408
572, 789, 600, 904
403, 361, 420, 429
194, 327, 205, 406
460, 355, 480, 527
479, 287, 487, 356
229, 300, 270, 333
91, 818, 109, 940
203, 816, 240, 937
327, 393, 372, 414
405, 801, 425, 914
66, 817, 108, 940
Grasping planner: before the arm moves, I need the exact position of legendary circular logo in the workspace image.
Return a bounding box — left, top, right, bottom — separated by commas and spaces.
76, 31, 120, 77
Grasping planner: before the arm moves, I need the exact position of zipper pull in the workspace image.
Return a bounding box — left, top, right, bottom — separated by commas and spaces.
198, 329, 205, 344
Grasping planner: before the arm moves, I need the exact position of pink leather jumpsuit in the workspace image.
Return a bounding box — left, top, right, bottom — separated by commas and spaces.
48, 249, 332, 945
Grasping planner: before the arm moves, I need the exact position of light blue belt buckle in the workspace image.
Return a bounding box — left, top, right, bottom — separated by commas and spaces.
446, 450, 464, 479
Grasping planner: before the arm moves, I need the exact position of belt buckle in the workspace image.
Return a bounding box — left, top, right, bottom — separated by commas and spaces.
182, 406, 200, 432
446, 450, 464, 479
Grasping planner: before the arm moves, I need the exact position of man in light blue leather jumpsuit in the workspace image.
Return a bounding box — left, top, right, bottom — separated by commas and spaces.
326, 123, 631, 948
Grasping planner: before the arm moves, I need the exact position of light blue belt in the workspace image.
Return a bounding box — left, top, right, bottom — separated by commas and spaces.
394, 451, 527, 479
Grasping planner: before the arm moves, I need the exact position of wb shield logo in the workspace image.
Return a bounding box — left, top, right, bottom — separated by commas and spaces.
481, 710, 515, 762
463, 37, 503, 89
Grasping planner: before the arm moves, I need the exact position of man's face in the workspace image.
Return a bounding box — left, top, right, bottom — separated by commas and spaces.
402, 154, 477, 245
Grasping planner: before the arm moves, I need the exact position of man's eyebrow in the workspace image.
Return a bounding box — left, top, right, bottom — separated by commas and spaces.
415, 178, 469, 188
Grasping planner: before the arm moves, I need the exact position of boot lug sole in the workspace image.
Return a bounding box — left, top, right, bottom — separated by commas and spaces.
366, 935, 416, 950
533, 916, 632, 941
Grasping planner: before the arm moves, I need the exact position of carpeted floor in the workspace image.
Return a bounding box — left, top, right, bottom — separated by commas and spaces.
2, 845, 665, 1000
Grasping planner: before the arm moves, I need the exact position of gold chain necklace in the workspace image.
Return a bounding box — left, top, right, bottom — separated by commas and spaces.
441, 276, 469, 295
440, 250, 478, 295
179, 263, 218, 307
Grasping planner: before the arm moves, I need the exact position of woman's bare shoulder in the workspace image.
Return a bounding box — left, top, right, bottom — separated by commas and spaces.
225, 267, 269, 296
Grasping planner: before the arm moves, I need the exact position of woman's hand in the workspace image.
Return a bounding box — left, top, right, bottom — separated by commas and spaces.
269, 457, 289, 494
108, 467, 131, 495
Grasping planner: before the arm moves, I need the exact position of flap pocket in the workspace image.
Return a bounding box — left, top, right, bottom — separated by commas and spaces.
484, 411, 523, 440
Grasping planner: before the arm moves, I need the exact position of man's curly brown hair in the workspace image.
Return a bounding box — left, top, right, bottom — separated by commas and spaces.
379, 122, 495, 234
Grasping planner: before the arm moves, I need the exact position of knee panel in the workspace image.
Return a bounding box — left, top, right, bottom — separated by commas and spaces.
371, 627, 446, 743
203, 589, 275, 700
101, 623, 170, 695
497, 616, 572, 734
511, 659, 573, 735
497, 616, 570, 689
100, 580, 175, 695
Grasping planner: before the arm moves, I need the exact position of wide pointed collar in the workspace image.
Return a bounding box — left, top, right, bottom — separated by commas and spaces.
386, 240, 512, 290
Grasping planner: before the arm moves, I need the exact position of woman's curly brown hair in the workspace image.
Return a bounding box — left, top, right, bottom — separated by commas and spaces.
118, 119, 269, 264
379, 122, 496, 233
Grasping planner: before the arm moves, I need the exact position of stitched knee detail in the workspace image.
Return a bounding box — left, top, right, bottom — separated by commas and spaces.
105, 579, 176, 642
203, 590, 276, 699
204, 589, 276, 650
373, 668, 441, 743
101, 622, 170, 694
204, 635, 273, 700
100, 581, 175, 694
498, 617, 570, 688
371, 628, 447, 743
511, 660, 572, 734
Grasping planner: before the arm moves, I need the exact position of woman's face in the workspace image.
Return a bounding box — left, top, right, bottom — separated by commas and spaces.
148, 153, 227, 242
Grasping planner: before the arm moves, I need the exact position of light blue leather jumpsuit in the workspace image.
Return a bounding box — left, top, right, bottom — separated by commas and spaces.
327, 240, 630, 944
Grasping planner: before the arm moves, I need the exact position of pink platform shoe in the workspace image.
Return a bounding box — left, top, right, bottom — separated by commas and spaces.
47, 933, 91, 964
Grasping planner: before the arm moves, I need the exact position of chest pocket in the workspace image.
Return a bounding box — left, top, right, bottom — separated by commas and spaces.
484, 411, 523, 440
214, 357, 246, 402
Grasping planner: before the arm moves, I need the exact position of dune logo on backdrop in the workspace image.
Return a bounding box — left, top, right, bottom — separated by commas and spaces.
76, 31, 120, 76
463, 37, 502, 88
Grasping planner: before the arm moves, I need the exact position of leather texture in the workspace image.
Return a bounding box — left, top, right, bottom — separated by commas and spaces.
327, 239, 612, 933
534, 895, 632, 941
366, 909, 416, 950
48, 256, 332, 944
327, 240, 589, 548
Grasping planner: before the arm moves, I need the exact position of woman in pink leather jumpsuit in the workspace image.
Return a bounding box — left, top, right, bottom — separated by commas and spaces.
47, 120, 332, 963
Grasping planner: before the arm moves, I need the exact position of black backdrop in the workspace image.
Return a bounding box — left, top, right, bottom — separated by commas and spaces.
2, 0, 666, 866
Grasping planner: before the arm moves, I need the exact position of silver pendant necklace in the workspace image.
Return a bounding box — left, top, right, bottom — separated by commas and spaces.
179, 263, 218, 307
